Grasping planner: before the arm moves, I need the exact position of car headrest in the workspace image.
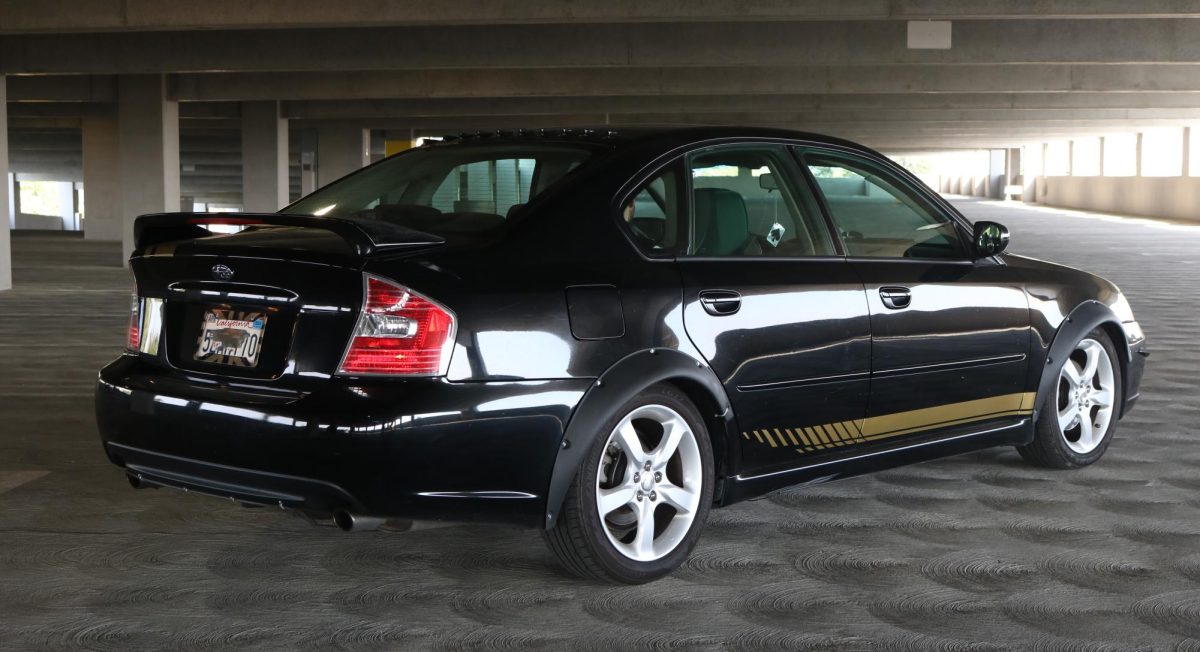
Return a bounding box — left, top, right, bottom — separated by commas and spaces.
693, 188, 750, 256
630, 217, 665, 243
371, 204, 444, 227
454, 199, 494, 214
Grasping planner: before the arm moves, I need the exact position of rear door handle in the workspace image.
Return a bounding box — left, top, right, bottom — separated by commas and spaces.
879, 286, 911, 309
699, 290, 742, 316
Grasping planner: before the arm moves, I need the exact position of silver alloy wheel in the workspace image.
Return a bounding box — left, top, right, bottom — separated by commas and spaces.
595, 404, 703, 562
1056, 338, 1116, 454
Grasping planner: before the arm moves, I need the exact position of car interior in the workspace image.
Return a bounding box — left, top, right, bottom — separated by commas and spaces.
687, 150, 834, 257
289, 145, 593, 236
804, 155, 967, 259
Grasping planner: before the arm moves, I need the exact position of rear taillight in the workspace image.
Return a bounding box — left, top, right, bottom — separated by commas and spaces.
337, 275, 456, 376
126, 281, 141, 352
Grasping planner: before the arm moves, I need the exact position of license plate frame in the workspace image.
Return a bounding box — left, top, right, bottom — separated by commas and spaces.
194, 308, 268, 367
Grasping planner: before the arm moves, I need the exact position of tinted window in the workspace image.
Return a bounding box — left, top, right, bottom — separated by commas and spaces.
620, 167, 682, 254
802, 149, 967, 259
686, 145, 835, 257
286, 144, 593, 237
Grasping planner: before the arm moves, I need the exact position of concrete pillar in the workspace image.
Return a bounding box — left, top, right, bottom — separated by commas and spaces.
1023, 145, 1042, 203
988, 149, 1006, 199
5, 174, 13, 230
82, 111, 122, 241
118, 75, 179, 261
299, 152, 316, 196
0, 76, 10, 291
1098, 136, 1106, 176
56, 182, 75, 230
1135, 132, 1144, 177
1184, 127, 1191, 178
317, 125, 368, 187
241, 101, 289, 212
1067, 140, 1074, 176
1006, 147, 1022, 200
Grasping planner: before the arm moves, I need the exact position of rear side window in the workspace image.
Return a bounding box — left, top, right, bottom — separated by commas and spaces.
429, 158, 538, 217
800, 148, 968, 259
619, 166, 682, 255
286, 144, 593, 238
685, 145, 835, 257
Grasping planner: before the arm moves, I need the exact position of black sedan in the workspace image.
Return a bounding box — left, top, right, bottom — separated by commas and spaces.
96, 127, 1147, 583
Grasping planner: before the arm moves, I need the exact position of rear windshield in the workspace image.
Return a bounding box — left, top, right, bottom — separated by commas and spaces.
285, 144, 595, 236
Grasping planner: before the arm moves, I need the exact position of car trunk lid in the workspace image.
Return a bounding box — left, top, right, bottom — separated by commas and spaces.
128, 212, 444, 386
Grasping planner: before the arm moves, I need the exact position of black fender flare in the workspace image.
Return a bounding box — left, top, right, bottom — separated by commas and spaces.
542, 348, 734, 530
1032, 300, 1130, 433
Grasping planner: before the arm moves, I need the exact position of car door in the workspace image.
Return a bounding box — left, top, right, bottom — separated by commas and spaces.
797, 146, 1033, 449
671, 143, 873, 476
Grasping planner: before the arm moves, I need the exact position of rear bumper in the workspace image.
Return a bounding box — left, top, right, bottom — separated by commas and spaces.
96, 355, 588, 527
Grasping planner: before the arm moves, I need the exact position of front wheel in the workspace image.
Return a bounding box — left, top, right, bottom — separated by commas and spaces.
543, 383, 714, 583
1018, 327, 1123, 468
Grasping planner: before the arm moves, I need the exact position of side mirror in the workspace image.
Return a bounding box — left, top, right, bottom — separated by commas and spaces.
972, 221, 1010, 258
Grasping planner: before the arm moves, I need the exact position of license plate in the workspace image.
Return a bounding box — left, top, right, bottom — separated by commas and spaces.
194, 309, 267, 367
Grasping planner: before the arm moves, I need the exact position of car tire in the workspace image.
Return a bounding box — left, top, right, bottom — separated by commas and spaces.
543, 383, 714, 584
1017, 327, 1123, 469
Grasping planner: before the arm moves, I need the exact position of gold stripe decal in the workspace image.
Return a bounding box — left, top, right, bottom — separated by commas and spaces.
861, 392, 1032, 439
740, 392, 1035, 456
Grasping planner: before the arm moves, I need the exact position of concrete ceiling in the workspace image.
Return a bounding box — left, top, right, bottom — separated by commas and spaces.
4, 1, 1200, 196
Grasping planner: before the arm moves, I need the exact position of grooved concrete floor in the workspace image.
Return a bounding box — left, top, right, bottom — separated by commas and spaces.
1, 199, 1198, 650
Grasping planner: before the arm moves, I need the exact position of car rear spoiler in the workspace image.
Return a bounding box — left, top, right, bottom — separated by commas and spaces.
133, 212, 445, 257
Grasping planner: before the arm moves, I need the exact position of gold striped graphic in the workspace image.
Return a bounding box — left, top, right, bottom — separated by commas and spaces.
741, 392, 1035, 456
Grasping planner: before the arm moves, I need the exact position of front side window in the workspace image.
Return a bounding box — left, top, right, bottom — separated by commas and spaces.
801, 149, 968, 259
686, 145, 835, 257
286, 144, 594, 238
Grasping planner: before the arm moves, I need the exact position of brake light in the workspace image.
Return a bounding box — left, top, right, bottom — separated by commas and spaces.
337, 275, 456, 376
126, 281, 141, 351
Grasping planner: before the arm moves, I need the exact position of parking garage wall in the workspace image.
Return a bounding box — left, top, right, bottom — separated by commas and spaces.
1037, 175, 1200, 222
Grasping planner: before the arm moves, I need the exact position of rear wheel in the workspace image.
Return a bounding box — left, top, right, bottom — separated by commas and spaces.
1018, 328, 1122, 468
543, 383, 713, 583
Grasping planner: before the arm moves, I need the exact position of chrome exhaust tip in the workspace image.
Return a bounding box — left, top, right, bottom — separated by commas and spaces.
333, 510, 385, 532
127, 473, 145, 489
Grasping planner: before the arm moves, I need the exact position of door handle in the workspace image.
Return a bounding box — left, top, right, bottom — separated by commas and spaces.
879, 286, 911, 310
699, 290, 742, 316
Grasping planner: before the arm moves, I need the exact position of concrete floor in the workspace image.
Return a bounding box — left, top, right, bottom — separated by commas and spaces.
1, 199, 1198, 649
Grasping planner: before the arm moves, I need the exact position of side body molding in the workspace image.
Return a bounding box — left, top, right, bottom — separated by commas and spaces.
542, 348, 734, 530
1028, 300, 1129, 441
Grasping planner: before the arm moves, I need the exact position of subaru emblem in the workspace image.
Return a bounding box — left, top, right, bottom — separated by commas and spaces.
211, 264, 235, 281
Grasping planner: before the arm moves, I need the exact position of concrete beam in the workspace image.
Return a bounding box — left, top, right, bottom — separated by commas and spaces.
171, 64, 1200, 101
284, 114, 1200, 136
2, 0, 1199, 33
280, 98, 1200, 122
118, 75, 179, 260
9, 20, 1200, 74
21, 91, 1200, 117
282, 109, 1200, 131
82, 110, 121, 241
5, 75, 115, 102
278, 94, 1200, 120
240, 101, 287, 212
